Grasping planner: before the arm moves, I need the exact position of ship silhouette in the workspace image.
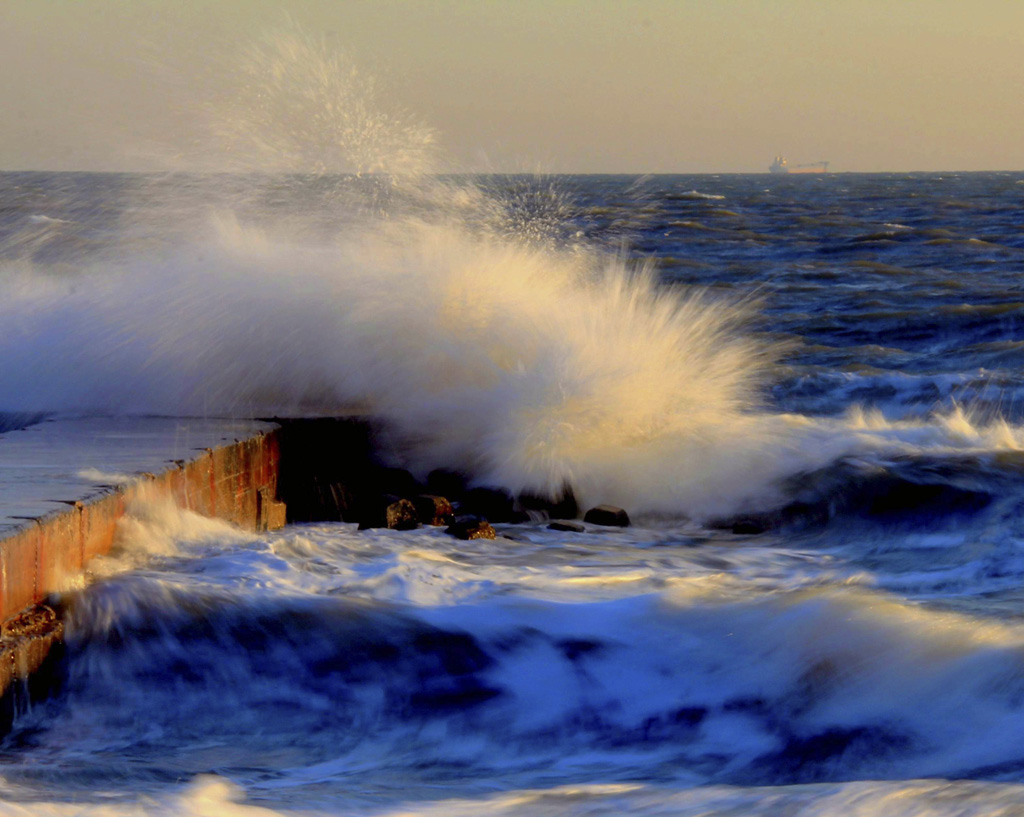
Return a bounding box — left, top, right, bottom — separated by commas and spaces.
770, 156, 829, 174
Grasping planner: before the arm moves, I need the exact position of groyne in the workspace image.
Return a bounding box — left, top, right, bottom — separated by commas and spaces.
0, 417, 286, 728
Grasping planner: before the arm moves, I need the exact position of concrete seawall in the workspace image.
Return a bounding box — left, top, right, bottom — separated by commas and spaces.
0, 418, 287, 727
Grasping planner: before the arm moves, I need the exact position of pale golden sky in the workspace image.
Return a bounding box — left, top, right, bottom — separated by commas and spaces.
2, 0, 1022, 173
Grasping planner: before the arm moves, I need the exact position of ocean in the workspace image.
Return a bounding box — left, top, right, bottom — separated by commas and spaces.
3, 168, 1024, 817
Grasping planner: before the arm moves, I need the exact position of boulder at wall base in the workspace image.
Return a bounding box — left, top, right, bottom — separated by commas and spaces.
445, 516, 497, 540
358, 495, 420, 530
386, 499, 420, 530
414, 494, 456, 526
583, 505, 631, 527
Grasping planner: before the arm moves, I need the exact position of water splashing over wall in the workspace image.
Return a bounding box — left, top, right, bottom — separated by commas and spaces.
0, 26, 795, 518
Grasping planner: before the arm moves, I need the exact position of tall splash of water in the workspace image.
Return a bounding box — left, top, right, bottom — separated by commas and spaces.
196, 29, 438, 178
0, 27, 824, 518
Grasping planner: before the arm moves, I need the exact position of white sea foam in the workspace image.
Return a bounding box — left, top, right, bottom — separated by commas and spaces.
48, 506, 1024, 798
824, 403, 1024, 455
84, 487, 252, 579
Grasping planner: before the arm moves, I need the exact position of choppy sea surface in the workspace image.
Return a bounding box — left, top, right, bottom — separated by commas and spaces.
4, 171, 1024, 816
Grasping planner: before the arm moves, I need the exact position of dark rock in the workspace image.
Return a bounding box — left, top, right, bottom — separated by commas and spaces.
462, 487, 516, 522
548, 521, 585, 533
583, 505, 630, 527
387, 498, 419, 530
358, 494, 419, 530
519, 486, 579, 520
445, 515, 497, 540
414, 494, 455, 526
426, 469, 468, 501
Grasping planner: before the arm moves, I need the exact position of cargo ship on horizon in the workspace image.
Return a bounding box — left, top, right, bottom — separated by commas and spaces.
770, 156, 829, 174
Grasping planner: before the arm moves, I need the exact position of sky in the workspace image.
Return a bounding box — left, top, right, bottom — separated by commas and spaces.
2, 0, 1023, 173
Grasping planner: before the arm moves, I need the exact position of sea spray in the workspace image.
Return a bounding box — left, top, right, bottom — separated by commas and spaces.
0, 27, 794, 518
0, 203, 789, 517
156, 26, 439, 178
3, 29, 1021, 522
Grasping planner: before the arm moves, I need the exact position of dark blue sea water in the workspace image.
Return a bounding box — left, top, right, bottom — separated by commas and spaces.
3, 171, 1024, 816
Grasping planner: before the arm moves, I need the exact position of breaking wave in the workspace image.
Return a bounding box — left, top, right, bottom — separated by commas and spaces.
0, 27, 785, 518
2, 27, 1024, 521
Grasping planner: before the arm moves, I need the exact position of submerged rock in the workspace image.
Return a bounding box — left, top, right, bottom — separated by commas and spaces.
583, 505, 630, 527
445, 515, 497, 540
548, 521, 585, 533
